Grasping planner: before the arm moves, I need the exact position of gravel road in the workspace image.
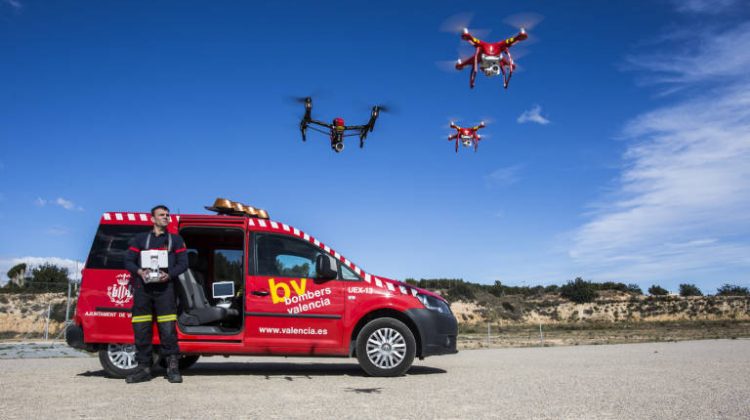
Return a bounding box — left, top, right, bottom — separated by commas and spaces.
1, 339, 748, 419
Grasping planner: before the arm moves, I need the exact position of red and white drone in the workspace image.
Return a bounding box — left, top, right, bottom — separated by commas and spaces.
444, 13, 541, 90
456, 27, 527, 89
448, 121, 486, 153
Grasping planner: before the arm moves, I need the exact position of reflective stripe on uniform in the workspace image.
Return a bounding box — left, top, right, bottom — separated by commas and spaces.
132, 315, 153, 323
157, 314, 177, 323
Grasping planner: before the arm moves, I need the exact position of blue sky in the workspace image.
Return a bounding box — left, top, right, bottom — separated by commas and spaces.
1, 0, 749, 293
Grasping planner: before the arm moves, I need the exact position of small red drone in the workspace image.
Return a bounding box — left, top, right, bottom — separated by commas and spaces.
448, 121, 486, 153
455, 27, 528, 89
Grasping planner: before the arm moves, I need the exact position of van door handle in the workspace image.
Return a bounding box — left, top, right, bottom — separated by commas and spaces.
251, 290, 270, 296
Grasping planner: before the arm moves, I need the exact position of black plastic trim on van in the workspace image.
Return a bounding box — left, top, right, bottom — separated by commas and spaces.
245, 312, 341, 319
96, 307, 132, 312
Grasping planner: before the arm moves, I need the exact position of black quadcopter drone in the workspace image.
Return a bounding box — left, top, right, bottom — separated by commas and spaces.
296, 97, 389, 153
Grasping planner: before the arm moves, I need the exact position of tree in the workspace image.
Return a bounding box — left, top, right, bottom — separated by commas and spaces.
28, 263, 69, 292
559, 277, 598, 304
678, 283, 703, 297
716, 284, 750, 296
7, 263, 27, 280
626, 283, 643, 295
648, 285, 669, 296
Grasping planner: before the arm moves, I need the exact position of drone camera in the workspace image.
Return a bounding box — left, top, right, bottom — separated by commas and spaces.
333, 142, 345, 153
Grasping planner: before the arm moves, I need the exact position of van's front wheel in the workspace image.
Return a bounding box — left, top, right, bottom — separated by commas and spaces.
356, 318, 416, 377
98, 343, 138, 378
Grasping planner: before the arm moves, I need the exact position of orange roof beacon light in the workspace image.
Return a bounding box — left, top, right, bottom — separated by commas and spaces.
205, 198, 269, 219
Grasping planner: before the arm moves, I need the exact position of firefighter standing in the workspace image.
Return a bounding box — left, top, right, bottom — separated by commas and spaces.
123, 205, 188, 383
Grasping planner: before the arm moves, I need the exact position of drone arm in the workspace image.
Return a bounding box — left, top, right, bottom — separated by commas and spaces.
448, 133, 458, 140
308, 119, 333, 129
461, 29, 482, 47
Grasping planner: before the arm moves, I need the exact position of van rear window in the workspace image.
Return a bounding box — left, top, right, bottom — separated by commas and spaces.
86, 225, 151, 269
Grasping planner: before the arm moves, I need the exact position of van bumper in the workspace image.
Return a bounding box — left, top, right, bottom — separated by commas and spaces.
405, 308, 458, 357
65, 324, 94, 351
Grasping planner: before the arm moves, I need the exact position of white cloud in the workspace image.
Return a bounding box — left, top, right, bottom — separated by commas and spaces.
3, 0, 22, 10
55, 197, 83, 211
673, 0, 738, 14
485, 165, 523, 187
570, 19, 750, 284
517, 105, 550, 125
626, 22, 750, 87
46, 226, 70, 236
35, 196, 83, 211
0, 257, 84, 285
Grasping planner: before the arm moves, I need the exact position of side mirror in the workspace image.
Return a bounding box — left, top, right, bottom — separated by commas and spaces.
315, 254, 338, 280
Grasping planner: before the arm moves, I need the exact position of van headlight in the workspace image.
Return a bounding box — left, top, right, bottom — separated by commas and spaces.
416, 293, 451, 314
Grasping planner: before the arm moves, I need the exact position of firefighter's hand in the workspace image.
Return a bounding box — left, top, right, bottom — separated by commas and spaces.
137, 269, 150, 281
158, 270, 169, 282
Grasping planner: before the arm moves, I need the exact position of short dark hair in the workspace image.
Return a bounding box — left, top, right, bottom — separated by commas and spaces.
151, 205, 170, 216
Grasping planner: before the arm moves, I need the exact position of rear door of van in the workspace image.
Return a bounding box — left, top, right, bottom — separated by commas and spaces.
78, 213, 156, 344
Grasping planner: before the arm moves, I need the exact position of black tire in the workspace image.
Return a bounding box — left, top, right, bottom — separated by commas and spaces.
98, 343, 139, 379
158, 354, 200, 370
356, 317, 416, 377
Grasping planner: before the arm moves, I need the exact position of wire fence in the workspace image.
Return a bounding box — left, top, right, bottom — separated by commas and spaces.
0, 281, 79, 340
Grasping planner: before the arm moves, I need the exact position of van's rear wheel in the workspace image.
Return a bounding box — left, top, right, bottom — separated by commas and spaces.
98, 344, 138, 378
356, 318, 416, 377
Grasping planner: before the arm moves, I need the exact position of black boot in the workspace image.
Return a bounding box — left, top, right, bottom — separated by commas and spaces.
166, 355, 183, 383
126, 364, 152, 383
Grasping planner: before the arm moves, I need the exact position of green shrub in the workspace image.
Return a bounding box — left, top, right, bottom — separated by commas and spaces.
679, 283, 703, 297
559, 277, 598, 304
716, 284, 750, 296
648, 285, 669, 296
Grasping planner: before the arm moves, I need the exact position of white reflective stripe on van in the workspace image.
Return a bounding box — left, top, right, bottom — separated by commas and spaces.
270, 221, 279, 229
115, 213, 123, 221
399, 285, 408, 294
248, 218, 255, 226
103, 213, 112, 220
127, 213, 135, 221
386, 282, 395, 292
293, 228, 300, 236
139, 214, 148, 222
375, 278, 383, 288
364, 273, 371, 283
282, 224, 290, 232
258, 220, 267, 228
354, 267, 361, 275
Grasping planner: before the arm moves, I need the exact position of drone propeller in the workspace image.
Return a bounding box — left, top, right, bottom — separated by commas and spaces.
440, 12, 491, 39
503, 12, 544, 31
374, 104, 395, 114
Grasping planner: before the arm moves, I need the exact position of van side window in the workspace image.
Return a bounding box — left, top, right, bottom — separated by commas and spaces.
86, 225, 152, 269
256, 234, 326, 278
341, 263, 360, 281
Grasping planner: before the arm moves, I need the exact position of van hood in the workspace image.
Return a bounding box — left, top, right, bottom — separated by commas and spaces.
375, 276, 449, 304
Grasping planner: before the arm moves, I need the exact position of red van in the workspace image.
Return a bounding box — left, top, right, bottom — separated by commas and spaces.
66, 200, 457, 377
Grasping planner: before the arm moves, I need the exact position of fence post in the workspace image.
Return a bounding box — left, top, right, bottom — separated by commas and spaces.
539, 323, 544, 347
44, 303, 51, 340
65, 280, 72, 324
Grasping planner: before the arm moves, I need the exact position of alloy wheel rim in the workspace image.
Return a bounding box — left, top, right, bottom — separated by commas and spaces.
107, 343, 137, 370
366, 327, 406, 369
